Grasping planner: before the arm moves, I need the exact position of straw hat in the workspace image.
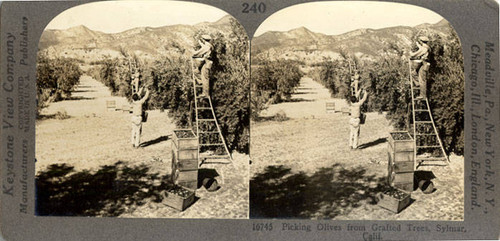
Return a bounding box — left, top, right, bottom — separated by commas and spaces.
418, 36, 429, 42
201, 34, 212, 41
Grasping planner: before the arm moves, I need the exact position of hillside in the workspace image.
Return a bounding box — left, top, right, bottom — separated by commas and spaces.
252, 19, 454, 63
38, 15, 236, 61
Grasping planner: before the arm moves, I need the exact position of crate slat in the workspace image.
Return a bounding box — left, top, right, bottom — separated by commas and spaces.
390, 172, 414, 184
387, 152, 414, 172
393, 182, 414, 192
172, 169, 198, 182
388, 144, 414, 162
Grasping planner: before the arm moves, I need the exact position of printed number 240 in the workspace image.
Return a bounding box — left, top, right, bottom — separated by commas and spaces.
242, 2, 266, 13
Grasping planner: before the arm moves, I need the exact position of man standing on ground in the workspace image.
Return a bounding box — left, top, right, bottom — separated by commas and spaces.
410, 36, 430, 99
131, 86, 150, 148
192, 34, 213, 97
349, 89, 368, 149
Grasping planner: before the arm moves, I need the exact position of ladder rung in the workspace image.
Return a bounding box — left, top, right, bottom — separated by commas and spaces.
199, 131, 220, 134
416, 157, 447, 161
415, 133, 436, 136
199, 154, 230, 159
417, 163, 448, 167
416, 145, 441, 148
199, 143, 224, 146
197, 107, 212, 110
415, 121, 433, 124
414, 109, 429, 112
198, 119, 216, 122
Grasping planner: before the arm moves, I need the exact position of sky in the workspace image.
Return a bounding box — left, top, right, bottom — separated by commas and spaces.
45, 1, 228, 33
253, 1, 444, 37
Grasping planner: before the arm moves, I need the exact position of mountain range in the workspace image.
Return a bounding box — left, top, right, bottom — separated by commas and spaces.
251, 19, 453, 63
39, 16, 454, 64
38, 15, 236, 61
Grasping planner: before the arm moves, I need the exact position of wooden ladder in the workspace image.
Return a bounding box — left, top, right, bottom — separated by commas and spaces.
408, 60, 449, 168
191, 60, 232, 165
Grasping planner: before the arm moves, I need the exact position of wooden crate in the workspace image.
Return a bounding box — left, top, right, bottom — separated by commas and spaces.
388, 131, 413, 152
122, 104, 131, 113
172, 151, 198, 172
177, 147, 198, 160
335, 104, 343, 113
388, 143, 414, 162
387, 151, 414, 173
162, 186, 195, 211
388, 174, 413, 192
393, 182, 414, 192
172, 129, 198, 150
173, 170, 198, 182
387, 162, 414, 192
389, 171, 413, 184
106, 100, 116, 111
172, 143, 198, 166
172, 170, 198, 191
325, 101, 335, 113
377, 188, 411, 213
341, 107, 350, 115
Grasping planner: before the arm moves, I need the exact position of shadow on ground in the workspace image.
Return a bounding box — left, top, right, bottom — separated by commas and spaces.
292, 91, 317, 95
250, 164, 387, 218
66, 96, 95, 101
36, 161, 170, 216
253, 115, 290, 122
140, 135, 170, 148
358, 137, 387, 149
285, 98, 314, 103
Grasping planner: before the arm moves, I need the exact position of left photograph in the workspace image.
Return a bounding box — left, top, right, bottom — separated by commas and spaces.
35, 1, 249, 218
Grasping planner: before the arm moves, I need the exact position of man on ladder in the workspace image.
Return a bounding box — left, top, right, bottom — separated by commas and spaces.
190, 34, 232, 164
409, 36, 430, 99
192, 34, 213, 97
350, 71, 361, 99
407, 35, 448, 167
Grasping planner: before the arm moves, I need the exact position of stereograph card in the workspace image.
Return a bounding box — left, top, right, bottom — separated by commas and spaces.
0, 0, 498, 240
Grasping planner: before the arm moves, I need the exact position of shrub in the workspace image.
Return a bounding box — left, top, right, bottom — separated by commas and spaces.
315, 24, 464, 154
316, 59, 351, 99
36, 54, 82, 115
274, 110, 288, 122
209, 19, 250, 153
91, 18, 250, 154
426, 29, 464, 154
251, 60, 303, 119
55, 110, 70, 120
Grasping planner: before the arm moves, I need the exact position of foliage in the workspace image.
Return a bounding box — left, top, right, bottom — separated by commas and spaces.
426, 29, 464, 154
315, 24, 464, 154
315, 59, 351, 99
251, 60, 303, 120
36, 54, 82, 115
91, 19, 250, 153
208, 19, 250, 152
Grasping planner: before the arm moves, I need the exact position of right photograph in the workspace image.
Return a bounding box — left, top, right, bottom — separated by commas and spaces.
250, 2, 464, 220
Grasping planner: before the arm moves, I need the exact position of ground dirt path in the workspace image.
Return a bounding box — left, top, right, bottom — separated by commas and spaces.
36, 75, 248, 218
261, 76, 348, 119
251, 76, 463, 221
